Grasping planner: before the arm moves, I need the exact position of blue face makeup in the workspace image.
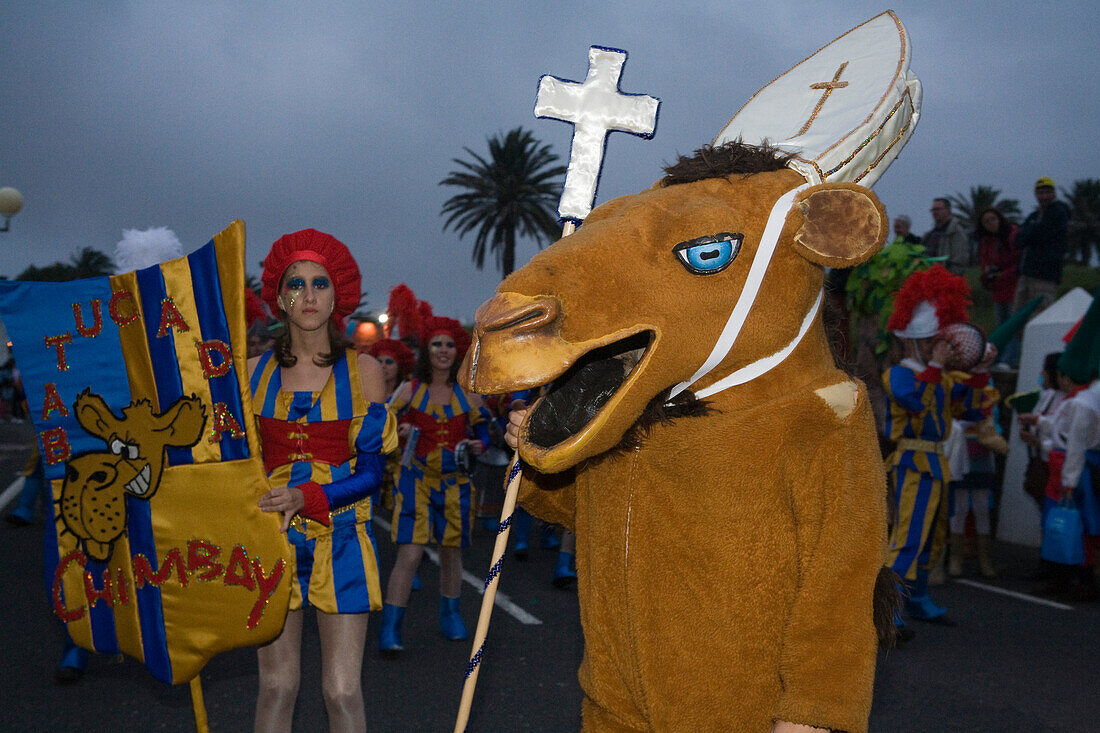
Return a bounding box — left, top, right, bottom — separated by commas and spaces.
284, 276, 306, 291
673, 233, 743, 275
311, 277, 330, 290
431, 338, 455, 350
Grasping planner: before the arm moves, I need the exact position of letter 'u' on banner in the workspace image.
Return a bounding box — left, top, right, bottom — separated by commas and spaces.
0, 220, 291, 685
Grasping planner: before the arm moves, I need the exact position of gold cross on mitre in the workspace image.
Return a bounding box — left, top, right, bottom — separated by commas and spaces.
798, 62, 849, 135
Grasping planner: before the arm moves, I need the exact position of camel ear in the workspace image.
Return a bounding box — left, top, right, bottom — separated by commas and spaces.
157, 396, 208, 447
789, 182, 888, 268
74, 391, 117, 440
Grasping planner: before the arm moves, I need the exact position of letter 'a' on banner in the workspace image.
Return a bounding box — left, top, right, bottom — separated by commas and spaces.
0, 220, 291, 685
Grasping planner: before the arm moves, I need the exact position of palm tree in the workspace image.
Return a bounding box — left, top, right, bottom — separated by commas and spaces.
440, 127, 566, 278
16, 247, 114, 281
69, 246, 114, 278
948, 185, 1022, 231
16, 262, 79, 281
1063, 179, 1100, 264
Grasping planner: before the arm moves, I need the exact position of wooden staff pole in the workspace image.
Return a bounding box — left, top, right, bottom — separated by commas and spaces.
453, 218, 576, 733
190, 675, 209, 733
452, 456, 523, 733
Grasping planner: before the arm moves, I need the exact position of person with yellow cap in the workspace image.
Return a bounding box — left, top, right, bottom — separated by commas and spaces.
1012, 176, 1071, 318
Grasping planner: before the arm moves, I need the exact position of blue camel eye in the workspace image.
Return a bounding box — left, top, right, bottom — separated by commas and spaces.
673, 233, 742, 275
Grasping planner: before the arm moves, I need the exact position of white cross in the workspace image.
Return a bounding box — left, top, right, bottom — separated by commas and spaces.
535, 46, 660, 223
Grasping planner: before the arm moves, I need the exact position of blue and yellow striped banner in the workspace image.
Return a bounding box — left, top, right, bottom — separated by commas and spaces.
0, 220, 290, 684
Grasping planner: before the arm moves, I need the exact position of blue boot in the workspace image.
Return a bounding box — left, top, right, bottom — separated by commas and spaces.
552, 551, 577, 589
55, 634, 88, 684
904, 568, 954, 625
378, 603, 405, 656
439, 595, 469, 640
512, 508, 533, 560
539, 523, 561, 550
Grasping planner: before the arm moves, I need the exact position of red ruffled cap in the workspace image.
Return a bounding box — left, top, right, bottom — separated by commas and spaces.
260, 229, 361, 322
886, 264, 971, 333
421, 315, 471, 362
369, 338, 415, 375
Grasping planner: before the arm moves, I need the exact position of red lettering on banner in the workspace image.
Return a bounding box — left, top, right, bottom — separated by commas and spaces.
52, 542, 284, 630
108, 291, 139, 326
41, 383, 69, 421
115, 568, 130, 606
209, 402, 246, 444
52, 550, 87, 622
157, 298, 190, 337
84, 568, 115, 609
187, 539, 225, 581
44, 333, 73, 371
223, 545, 256, 591
133, 548, 189, 588
41, 427, 71, 464
73, 300, 103, 338
249, 557, 286, 629
196, 339, 233, 378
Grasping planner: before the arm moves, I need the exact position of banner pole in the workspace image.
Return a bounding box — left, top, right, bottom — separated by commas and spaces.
189, 675, 209, 733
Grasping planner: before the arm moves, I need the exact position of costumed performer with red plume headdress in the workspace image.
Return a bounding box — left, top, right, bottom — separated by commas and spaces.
369, 338, 416, 401
883, 264, 998, 635
250, 228, 397, 732
378, 295, 490, 655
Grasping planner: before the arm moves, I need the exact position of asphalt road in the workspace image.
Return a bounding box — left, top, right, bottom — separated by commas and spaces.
1, 419, 1097, 732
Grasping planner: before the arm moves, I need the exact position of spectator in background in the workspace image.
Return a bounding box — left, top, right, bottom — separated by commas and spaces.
977, 207, 1020, 367
924, 198, 969, 274
1014, 177, 1072, 315
891, 214, 922, 246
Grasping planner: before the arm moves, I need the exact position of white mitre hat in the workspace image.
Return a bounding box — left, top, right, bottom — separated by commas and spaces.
714, 10, 921, 187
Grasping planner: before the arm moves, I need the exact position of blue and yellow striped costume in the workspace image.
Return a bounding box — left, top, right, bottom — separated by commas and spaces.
251, 349, 397, 613
390, 380, 489, 548
884, 360, 996, 581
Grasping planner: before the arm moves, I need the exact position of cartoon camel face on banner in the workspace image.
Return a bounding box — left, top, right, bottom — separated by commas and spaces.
59, 391, 207, 561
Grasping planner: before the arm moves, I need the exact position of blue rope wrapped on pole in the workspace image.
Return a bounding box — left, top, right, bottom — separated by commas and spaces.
453, 457, 525, 731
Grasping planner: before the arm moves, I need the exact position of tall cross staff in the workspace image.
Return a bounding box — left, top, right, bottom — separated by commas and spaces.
453, 45, 659, 733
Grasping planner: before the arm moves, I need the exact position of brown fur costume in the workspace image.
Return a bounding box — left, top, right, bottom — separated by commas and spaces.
462, 145, 890, 732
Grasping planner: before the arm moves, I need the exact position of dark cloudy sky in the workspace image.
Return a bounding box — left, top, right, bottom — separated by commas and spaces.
1, 1, 1096, 320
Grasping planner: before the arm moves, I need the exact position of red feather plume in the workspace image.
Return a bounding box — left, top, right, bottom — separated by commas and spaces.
245, 288, 268, 327
387, 284, 421, 340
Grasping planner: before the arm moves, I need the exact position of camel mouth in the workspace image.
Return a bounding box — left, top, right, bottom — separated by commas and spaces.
526, 331, 652, 449
125, 464, 153, 496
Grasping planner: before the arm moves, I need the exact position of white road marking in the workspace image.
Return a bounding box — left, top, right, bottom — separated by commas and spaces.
956, 578, 1075, 610
0, 476, 26, 513
373, 516, 543, 625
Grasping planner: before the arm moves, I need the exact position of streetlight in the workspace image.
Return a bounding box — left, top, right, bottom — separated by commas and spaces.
0, 187, 23, 232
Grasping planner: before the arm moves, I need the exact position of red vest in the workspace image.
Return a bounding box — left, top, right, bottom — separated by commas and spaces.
256, 416, 352, 475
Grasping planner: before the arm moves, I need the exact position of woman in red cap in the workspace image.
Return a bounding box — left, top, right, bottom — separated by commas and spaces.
368, 338, 416, 513
378, 312, 490, 655
368, 338, 415, 401
249, 229, 397, 732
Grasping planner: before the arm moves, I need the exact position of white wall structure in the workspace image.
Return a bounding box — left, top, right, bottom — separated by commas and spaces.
998, 287, 1094, 546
